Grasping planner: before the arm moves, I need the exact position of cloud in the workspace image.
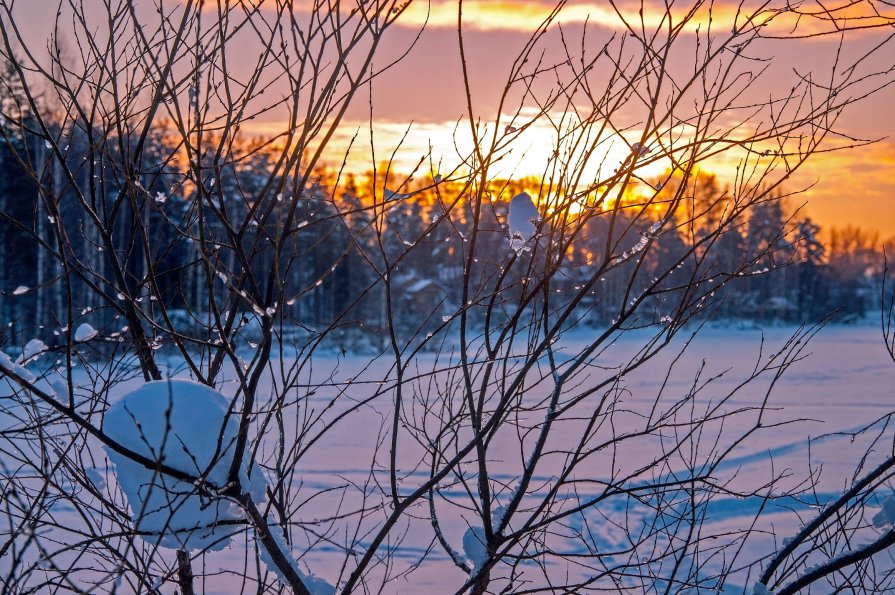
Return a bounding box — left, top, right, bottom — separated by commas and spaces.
693, 137, 895, 235
787, 140, 895, 234
394, 0, 893, 36
192, 1, 892, 36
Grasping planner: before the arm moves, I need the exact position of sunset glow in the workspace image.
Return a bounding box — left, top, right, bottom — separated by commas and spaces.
222, 0, 895, 235
409, 5, 890, 237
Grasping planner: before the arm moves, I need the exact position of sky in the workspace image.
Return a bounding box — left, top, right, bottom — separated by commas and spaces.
313, 0, 895, 239
6, 0, 894, 238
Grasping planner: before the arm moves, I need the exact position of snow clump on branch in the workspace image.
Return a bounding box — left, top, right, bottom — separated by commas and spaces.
506, 192, 541, 256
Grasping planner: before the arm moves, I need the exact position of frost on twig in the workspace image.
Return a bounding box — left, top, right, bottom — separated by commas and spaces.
383, 188, 414, 202
609, 219, 665, 266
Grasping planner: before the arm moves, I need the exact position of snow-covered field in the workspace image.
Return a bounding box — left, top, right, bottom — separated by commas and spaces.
307, 323, 895, 593
2, 322, 893, 593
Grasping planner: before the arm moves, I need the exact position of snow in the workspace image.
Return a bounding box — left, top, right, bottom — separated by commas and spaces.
74, 323, 98, 342
492, 505, 506, 528
507, 192, 540, 255
4, 325, 895, 591
462, 525, 488, 572
873, 496, 895, 528
85, 468, 107, 491
383, 188, 413, 202
12, 285, 29, 295
257, 522, 335, 594
17, 338, 47, 363
50, 379, 67, 398
461, 505, 508, 573
752, 583, 774, 594
631, 142, 649, 157
103, 379, 253, 551
0, 350, 36, 384
405, 279, 435, 293
300, 572, 336, 595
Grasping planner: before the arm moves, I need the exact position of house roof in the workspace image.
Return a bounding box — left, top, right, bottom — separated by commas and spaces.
405, 279, 436, 293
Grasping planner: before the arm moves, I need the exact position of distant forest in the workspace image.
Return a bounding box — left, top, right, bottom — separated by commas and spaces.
1, 111, 892, 354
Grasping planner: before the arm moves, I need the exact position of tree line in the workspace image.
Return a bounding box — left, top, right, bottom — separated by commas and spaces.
1, 115, 890, 356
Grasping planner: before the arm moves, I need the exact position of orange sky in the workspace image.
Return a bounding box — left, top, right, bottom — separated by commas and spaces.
279, 0, 894, 238
9, 0, 895, 238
